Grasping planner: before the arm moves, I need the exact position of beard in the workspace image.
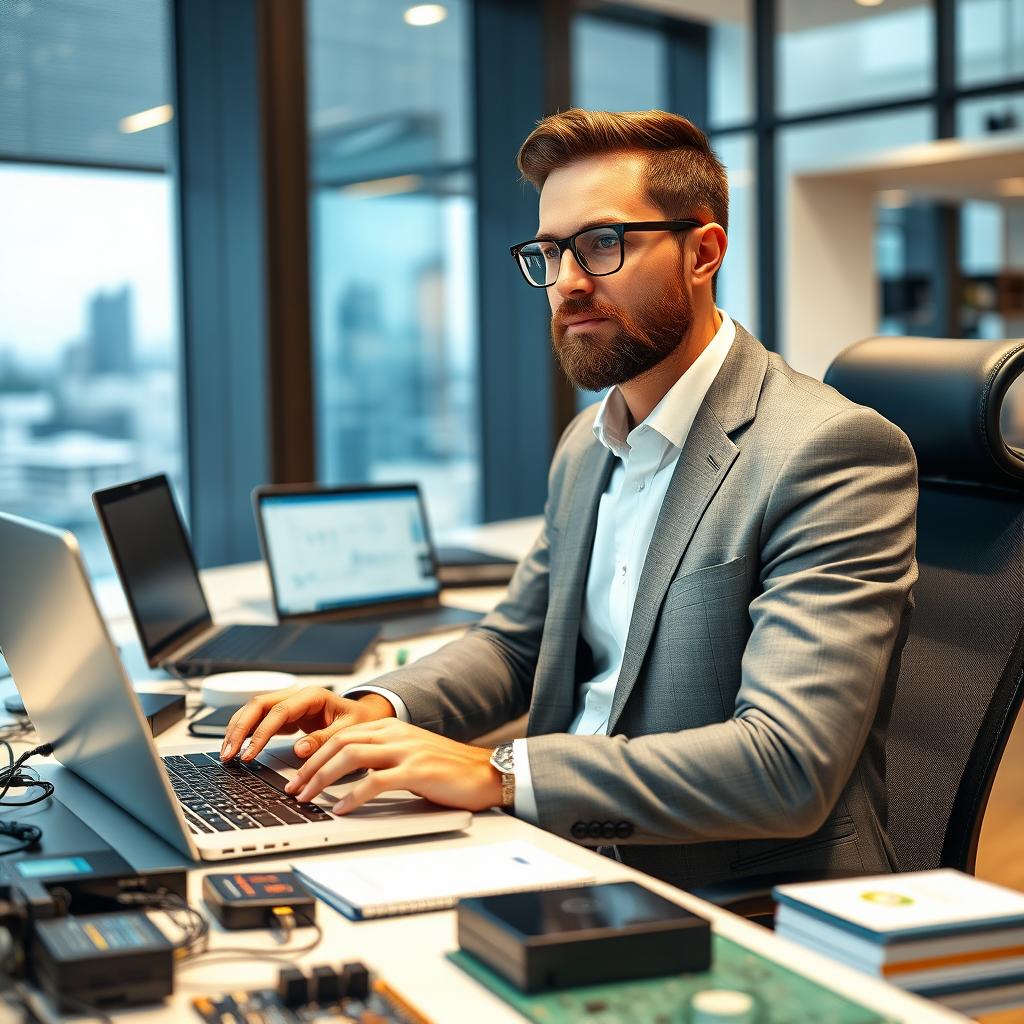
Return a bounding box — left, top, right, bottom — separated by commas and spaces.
550, 276, 694, 392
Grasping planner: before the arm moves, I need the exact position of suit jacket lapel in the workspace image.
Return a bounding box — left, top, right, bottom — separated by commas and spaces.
527, 439, 614, 735
607, 323, 769, 732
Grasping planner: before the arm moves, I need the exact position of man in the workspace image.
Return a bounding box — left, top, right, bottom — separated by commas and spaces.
221, 109, 918, 890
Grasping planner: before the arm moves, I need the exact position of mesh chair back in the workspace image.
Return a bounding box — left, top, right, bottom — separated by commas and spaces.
825, 337, 1024, 873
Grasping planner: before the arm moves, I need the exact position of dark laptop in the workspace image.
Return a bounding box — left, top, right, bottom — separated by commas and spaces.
92, 475, 380, 677
252, 483, 484, 642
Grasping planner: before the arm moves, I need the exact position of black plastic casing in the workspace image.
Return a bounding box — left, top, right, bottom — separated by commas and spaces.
457, 881, 712, 993
202, 870, 317, 930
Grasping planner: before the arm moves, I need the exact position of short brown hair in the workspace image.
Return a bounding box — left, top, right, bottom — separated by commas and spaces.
517, 108, 728, 235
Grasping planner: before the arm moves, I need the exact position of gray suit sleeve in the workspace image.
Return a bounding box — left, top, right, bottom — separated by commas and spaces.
526, 406, 919, 845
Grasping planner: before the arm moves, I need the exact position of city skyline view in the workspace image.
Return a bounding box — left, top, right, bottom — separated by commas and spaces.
0, 165, 178, 365
0, 164, 184, 576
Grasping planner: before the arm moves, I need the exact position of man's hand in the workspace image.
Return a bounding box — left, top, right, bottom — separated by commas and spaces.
219, 686, 396, 763
282, 718, 503, 814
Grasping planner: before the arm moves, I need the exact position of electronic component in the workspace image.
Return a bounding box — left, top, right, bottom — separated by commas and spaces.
457, 881, 712, 993
201, 870, 317, 930
31, 909, 174, 1011
450, 930, 892, 1024
192, 961, 431, 1023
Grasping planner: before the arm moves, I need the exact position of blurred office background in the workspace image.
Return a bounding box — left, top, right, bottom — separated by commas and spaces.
1, 0, 1022, 576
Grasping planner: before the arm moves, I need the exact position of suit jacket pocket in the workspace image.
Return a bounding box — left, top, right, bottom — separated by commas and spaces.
664, 555, 748, 611
728, 815, 859, 874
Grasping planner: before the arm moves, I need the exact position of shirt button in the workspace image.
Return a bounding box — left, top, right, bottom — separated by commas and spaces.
621, 564, 627, 576
638, 481, 645, 492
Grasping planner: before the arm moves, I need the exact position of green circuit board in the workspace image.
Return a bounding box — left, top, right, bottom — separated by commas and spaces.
449, 933, 901, 1024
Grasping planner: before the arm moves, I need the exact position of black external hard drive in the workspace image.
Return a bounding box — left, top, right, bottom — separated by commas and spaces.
457, 881, 712, 993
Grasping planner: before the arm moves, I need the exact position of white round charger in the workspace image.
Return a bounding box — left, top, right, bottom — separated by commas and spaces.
200, 671, 298, 708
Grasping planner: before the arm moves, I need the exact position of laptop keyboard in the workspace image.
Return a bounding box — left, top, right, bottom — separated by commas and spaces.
188, 625, 300, 663
162, 752, 332, 835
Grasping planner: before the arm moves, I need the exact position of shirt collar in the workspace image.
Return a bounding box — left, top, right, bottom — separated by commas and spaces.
593, 310, 736, 459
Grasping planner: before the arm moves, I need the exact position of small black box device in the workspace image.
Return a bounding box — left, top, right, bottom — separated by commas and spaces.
457, 881, 712, 993
137, 691, 187, 737
202, 870, 317, 930
32, 910, 174, 1010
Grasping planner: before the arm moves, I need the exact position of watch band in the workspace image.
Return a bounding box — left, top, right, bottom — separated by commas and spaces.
489, 742, 515, 809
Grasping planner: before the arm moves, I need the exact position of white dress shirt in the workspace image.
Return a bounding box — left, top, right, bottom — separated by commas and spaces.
348, 311, 736, 825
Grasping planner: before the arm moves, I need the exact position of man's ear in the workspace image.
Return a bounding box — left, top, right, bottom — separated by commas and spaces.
691, 223, 727, 291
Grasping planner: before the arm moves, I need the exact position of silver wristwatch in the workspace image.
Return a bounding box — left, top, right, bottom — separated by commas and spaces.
489, 742, 515, 809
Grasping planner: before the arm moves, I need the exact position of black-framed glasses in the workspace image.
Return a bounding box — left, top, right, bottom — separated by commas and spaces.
509, 220, 703, 288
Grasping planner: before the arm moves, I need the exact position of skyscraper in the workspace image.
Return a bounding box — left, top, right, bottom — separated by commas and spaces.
87, 285, 133, 374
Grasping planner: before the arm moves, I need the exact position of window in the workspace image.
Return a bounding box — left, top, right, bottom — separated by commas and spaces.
712, 133, 757, 334
957, 0, 1024, 87
707, 9, 753, 129
0, 0, 183, 576
957, 90, 1024, 137
572, 15, 669, 111
306, 0, 479, 532
777, 1, 933, 117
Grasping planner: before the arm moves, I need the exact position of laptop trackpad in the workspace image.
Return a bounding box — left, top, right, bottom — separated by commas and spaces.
258, 740, 367, 805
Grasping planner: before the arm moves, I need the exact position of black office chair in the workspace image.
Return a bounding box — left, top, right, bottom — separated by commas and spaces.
693, 336, 1024, 920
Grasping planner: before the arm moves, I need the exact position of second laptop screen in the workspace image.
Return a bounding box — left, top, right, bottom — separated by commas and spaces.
261, 489, 439, 616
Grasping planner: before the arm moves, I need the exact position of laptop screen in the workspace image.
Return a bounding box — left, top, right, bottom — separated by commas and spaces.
93, 476, 211, 660
258, 487, 440, 616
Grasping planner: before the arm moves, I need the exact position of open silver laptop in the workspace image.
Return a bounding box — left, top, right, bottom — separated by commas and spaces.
0, 512, 471, 862
252, 482, 484, 642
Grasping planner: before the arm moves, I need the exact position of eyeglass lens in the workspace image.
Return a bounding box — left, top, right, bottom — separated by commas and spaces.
518, 226, 622, 286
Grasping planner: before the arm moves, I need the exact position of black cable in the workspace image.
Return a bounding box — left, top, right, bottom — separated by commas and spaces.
0, 741, 54, 803
0, 741, 53, 855
163, 664, 201, 691
116, 888, 324, 969
0, 719, 34, 744
175, 914, 324, 971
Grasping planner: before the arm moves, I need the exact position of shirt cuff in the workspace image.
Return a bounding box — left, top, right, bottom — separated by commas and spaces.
511, 738, 539, 825
342, 685, 411, 723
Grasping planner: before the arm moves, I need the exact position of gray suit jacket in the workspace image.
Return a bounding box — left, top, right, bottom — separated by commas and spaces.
374, 323, 919, 890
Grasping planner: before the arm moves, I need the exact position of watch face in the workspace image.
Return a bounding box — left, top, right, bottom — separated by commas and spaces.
492, 744, 514, 773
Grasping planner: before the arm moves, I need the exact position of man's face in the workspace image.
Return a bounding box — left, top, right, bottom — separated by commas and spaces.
538, 152, 695, 392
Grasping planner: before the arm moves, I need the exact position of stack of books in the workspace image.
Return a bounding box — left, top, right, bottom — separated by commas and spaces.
773, 869, 1024, 1016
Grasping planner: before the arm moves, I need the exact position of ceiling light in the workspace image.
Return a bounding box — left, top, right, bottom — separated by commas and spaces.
855, 0, 885, 7
878, 189, 910, 208
343, 174, 423, 199
119, 104, 173, 134
404, 4, 447, 27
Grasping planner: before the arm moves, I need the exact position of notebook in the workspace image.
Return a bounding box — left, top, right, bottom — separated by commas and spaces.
292, 840, 595, 920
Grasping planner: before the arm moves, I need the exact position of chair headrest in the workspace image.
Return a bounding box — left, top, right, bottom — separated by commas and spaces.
824, 337, 1024, 489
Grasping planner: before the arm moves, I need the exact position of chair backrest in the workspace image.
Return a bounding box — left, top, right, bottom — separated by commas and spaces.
825, 337, 1024, 874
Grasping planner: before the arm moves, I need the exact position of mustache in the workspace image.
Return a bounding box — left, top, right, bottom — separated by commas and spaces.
552, 298, 621, 329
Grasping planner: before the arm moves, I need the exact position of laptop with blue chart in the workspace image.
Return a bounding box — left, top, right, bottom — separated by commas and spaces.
253, 483, 484, 642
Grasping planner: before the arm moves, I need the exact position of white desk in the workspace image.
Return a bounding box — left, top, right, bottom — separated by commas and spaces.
1, 519, 970, 1023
